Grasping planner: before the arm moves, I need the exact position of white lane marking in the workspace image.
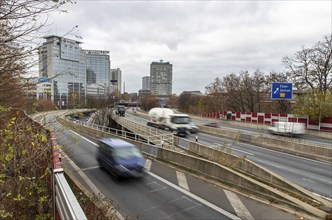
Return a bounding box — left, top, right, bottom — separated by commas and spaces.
81, 166, 100, 171
146, 170, 242, 220
232, 148, 254, 156
145, 159, 152, 171
69, 129, 98, 146
302, 178, 318, 184
176, 171, 189, 191
224, 190, 254, 220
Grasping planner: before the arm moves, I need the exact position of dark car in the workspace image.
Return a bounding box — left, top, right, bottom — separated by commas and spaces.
188, 123, 199, 133
203, 122, 219, 128
115, 105, 126, 117
97, 138, 145, 178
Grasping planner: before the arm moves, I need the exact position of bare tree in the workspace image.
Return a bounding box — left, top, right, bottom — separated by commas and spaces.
198, 95, 218, 114
0, 0, 68, 112
167, 94, 178, 108
252, 70, 267, 112
283, 35, 332, 120
283, 35, 332, 94
205, 77, 226, 112
139, 94, 159, 111
177, 93, 200, 114
222, 73, 243, 111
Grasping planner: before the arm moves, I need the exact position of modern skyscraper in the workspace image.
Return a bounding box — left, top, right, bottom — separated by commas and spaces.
38, 36, 112, 107
142, 76, 151, 91
111, 68, 122, 95
84, 50, 110, 86
38, 35, 86, 108
150, 60, 172, 98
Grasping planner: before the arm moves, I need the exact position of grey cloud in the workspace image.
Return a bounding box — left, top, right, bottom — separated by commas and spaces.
44, 1, 331, 94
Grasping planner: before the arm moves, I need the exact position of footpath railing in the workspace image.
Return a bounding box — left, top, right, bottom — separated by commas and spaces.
31, 113, 87, 220
71, 115, 174, 149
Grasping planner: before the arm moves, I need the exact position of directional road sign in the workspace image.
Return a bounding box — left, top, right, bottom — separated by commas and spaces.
38, 77, 49, 82
271, 82, 293, 100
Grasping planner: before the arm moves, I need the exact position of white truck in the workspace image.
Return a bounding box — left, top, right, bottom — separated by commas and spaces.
147, 108, 192, 137
268, 121, 306, 137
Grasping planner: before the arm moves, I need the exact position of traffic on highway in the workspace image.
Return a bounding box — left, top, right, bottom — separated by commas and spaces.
125, 110, 332, 200
46, 110, 303, 219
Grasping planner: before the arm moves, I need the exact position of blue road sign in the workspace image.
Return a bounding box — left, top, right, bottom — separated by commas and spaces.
271, 82, 293, 100
159, 101, 168, 106
38, 77, 49, 82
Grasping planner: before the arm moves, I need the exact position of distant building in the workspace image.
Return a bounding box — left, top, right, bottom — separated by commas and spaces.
84, 49, 111, 88
150, 60, 172, 98
36, 82, 52, 100
86, 83, 115, 98
142, 76, 151, 91
138, 89, 152, 97
182, 91, 202, 96
111, 68, 122, 95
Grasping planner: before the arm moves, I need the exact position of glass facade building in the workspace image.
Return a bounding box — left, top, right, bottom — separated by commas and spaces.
142, 76, 151, 91
111, 68, 122, 95
38, 36, 111, 108
85, 50, 111, 86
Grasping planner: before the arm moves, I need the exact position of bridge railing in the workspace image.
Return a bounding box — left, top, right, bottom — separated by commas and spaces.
70, 115, 174, 149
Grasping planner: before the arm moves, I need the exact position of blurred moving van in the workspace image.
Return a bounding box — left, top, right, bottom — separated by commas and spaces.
97, 138, 145, 178
268, 121, 306, 137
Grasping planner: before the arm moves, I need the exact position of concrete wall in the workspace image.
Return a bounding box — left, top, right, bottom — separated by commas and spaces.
178, 138, 330, 208
197, 125, 332, 163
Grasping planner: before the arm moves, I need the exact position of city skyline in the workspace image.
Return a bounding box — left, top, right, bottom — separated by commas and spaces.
42, 1, 331, 94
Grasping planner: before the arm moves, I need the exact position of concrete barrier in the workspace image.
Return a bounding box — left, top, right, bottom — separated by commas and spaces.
252, 136, 332, 163
177, 137, 331, 209
197, 125, 332, 163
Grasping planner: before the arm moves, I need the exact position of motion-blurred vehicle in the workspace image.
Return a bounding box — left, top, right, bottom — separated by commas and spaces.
115, 104, 126, 117
268, 121, 306, 137
203, 122, 219, 128
147, 107, 190, 137
97, 138, 145, 178
188, 123, 199, 133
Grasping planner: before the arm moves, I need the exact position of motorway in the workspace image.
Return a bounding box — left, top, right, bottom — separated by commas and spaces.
43, 112, 298, 219
125, 112, 332, 200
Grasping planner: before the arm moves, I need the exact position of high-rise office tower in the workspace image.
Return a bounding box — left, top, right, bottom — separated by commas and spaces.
38, 35, 86, 107
150, 60, 172, 97
142, 76, 151, 91
111, 68, 122, 95
85, 50, 111, 86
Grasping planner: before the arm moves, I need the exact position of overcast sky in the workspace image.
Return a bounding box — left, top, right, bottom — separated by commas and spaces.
44, 1, 331, 94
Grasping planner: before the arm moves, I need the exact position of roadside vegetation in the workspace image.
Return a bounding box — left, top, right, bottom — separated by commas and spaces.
0, 1, 64, 218
0, 1, 114, 219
